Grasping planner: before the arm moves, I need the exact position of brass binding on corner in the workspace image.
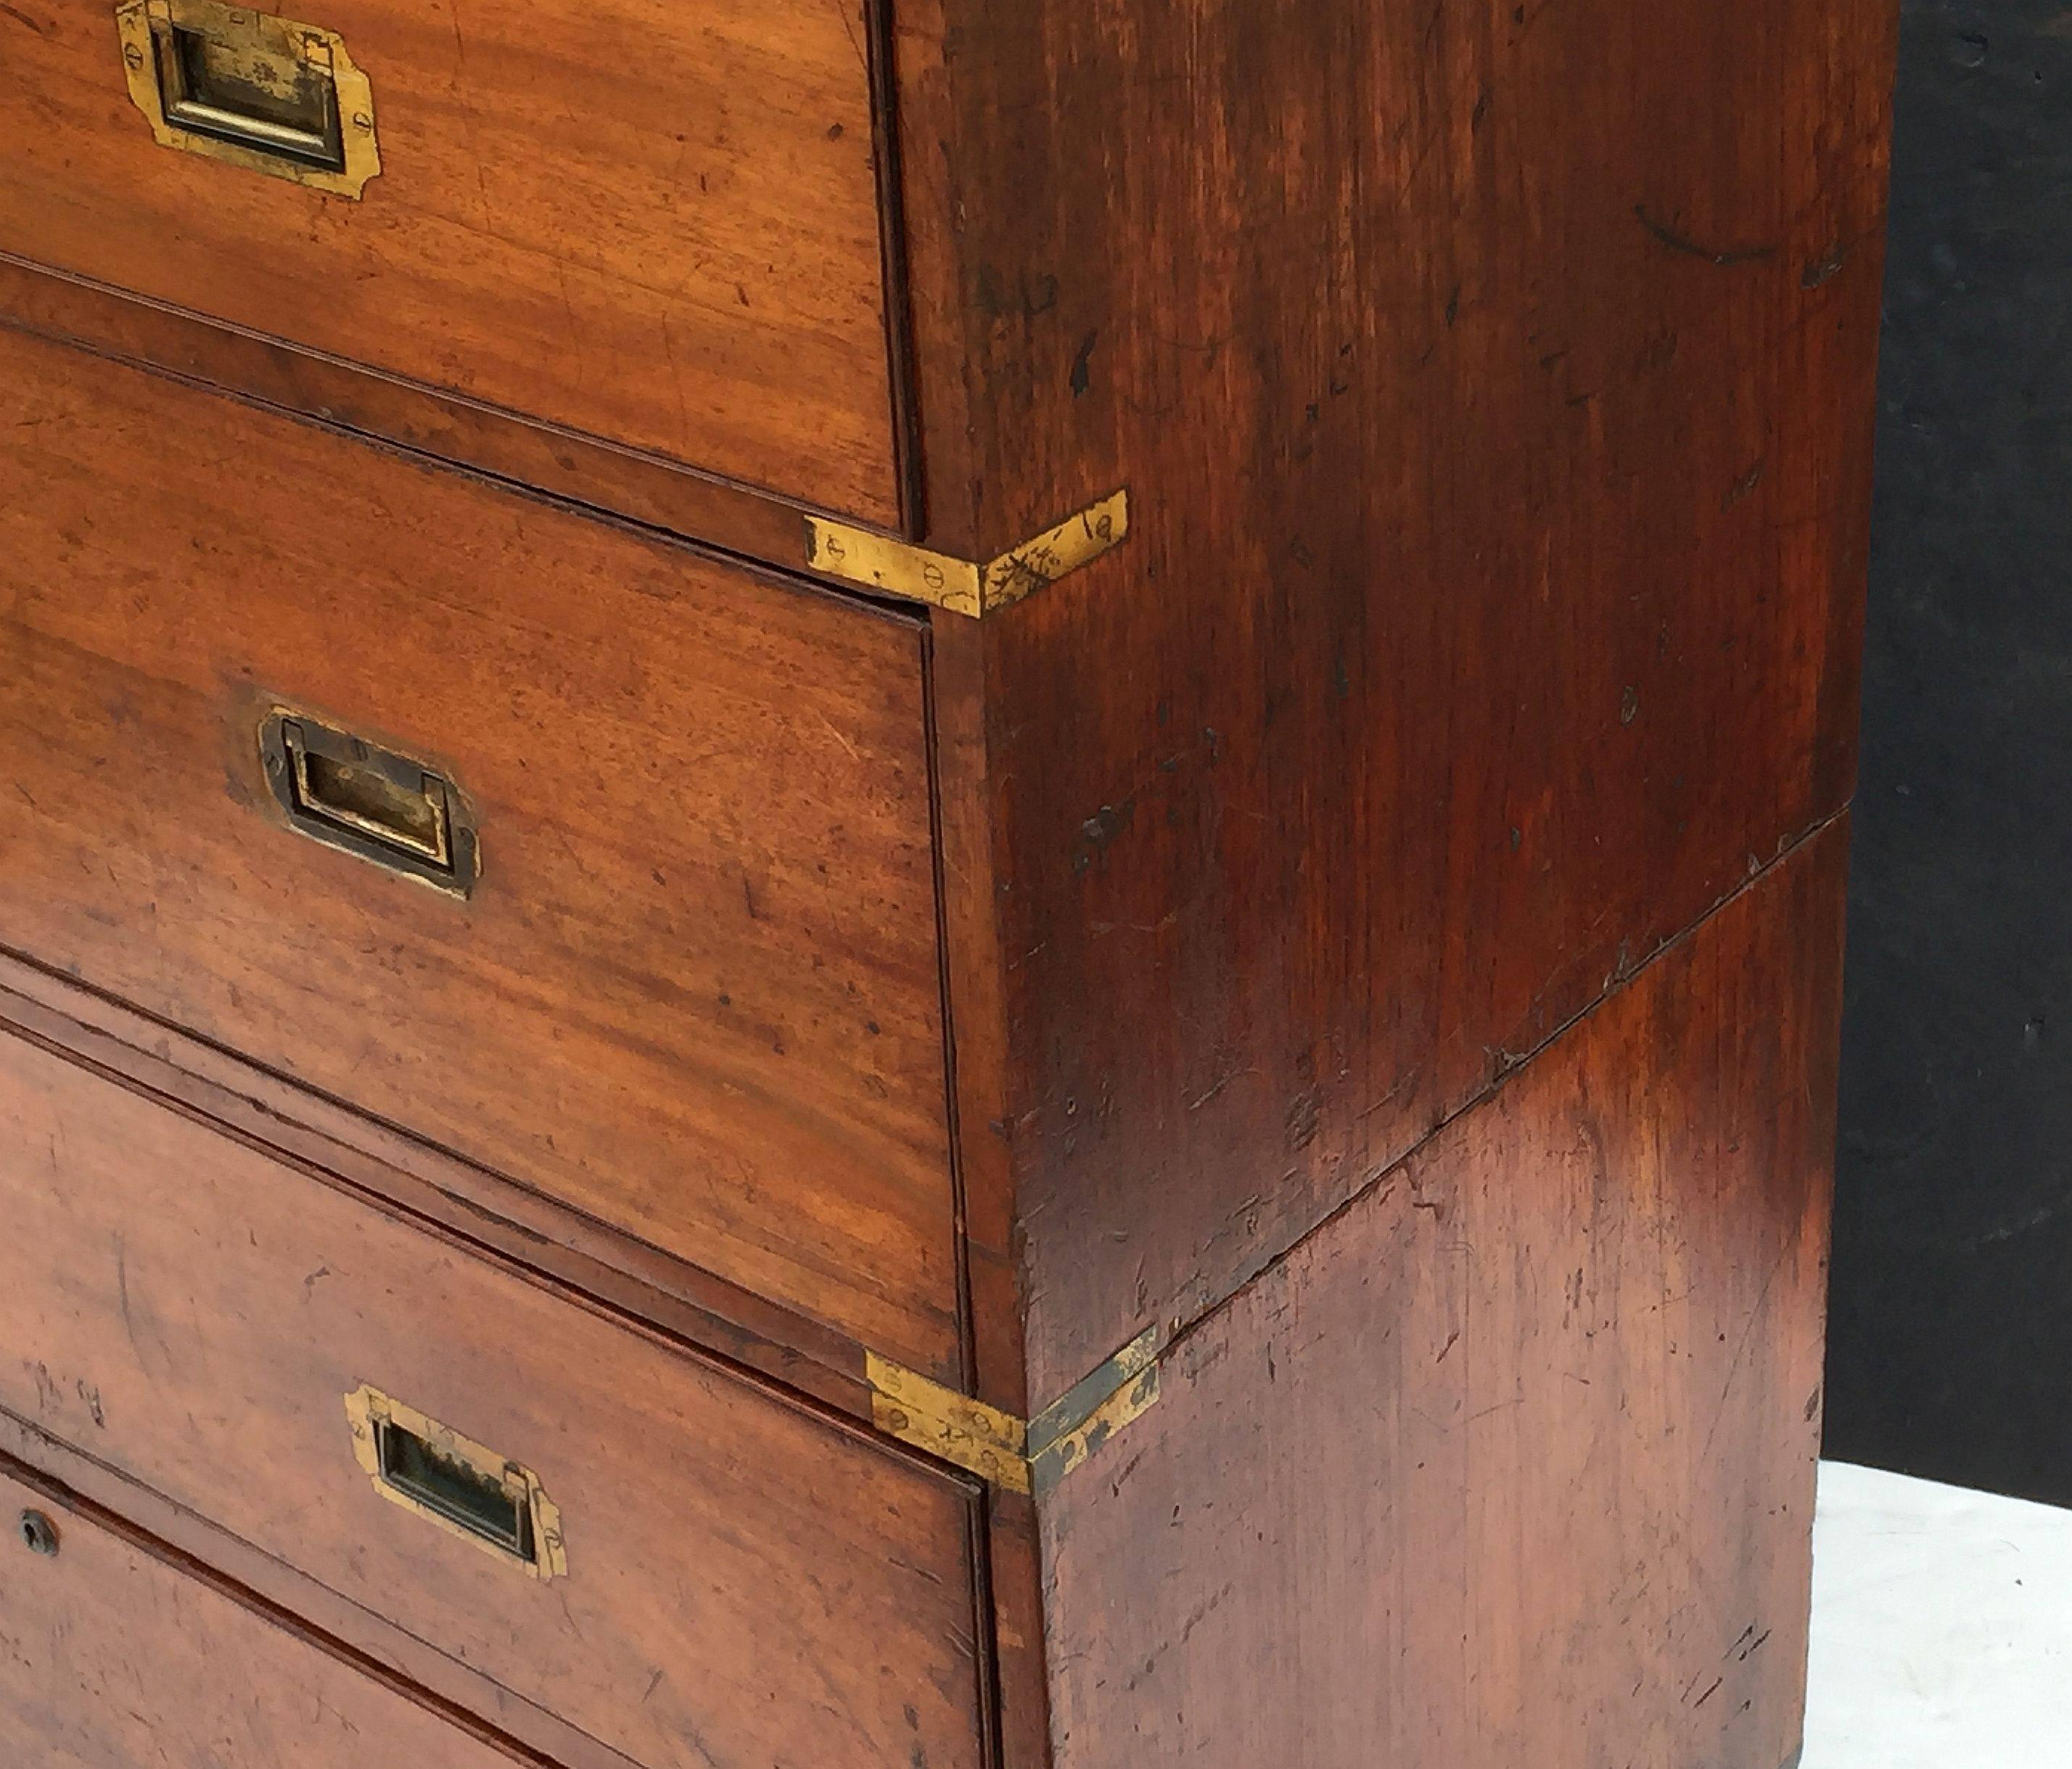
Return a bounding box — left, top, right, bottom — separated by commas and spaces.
805, 491, 1131, 618
866, 1326, 1163, 1495
116, 0, 382, 199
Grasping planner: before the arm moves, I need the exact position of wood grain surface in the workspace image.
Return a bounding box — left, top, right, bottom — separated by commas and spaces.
1038, 823, 1848, 1769
0, 324, 959, 1378
0, 0, 904, 523
0, 1019, 987, 1769
0, 947, 888, 1427
0, 257, 830, 570
904, 0, 1896, 1410
0, 1461, 542, 1769
0, 2, 1896, 1763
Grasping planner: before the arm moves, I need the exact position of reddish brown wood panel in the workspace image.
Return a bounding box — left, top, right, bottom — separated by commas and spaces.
0, 1408, 623, 1769
1037, 823, 1847, 1769
0, 1021, 988, 1769
0, 255, 827, 571
906, 0, 1894, 1408
0, 324, 959, 1378
0, 0, 904, 525
0, 1462, 538, 1769
0, 948, 884, 1427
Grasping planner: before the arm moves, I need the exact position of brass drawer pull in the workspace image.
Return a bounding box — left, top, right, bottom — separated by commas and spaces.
115, 0, 382, 199
258, 710, 480, 897
345, 1387, 566, 1580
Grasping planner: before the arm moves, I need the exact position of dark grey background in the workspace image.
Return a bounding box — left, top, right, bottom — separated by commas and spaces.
1827, 0, 2072, 1505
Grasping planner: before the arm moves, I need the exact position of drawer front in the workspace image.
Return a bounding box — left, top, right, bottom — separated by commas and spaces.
0, 0, 905, 526
0, 323, 958, 1377
0, 1465, 535, 1769
0, 1027, 989, 1769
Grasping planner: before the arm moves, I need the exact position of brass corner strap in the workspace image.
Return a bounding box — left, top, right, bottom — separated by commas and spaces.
804, 491, 1131, 618
866, 1326, 1163, 1495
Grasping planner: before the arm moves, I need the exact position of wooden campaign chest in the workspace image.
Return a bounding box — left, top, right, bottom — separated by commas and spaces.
0, 1, 1894, 1764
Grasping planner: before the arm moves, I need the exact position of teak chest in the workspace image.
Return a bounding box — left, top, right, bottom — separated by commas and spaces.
0, 1, 1894, 1765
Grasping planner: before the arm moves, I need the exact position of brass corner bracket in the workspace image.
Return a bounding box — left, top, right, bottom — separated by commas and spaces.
866, 1326, 1162, 1495
805, 491, 1131, 618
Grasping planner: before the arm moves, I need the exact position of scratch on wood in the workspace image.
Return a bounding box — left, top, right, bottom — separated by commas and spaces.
1634, 206, 1777, 269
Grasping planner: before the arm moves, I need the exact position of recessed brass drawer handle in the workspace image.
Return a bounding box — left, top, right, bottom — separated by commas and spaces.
345, 1387, 567, 1580
258, 710, 480, 897
115, 0, 382, 199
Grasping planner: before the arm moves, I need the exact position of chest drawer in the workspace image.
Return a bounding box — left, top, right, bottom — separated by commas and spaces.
0, 1464, 539, 1769
0, 323, 958, 1377
0, 1024, 990, 1769
0, 0, 905, 526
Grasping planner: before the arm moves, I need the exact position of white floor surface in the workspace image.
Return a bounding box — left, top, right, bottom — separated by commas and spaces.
1804, 1460, 2072, 1767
